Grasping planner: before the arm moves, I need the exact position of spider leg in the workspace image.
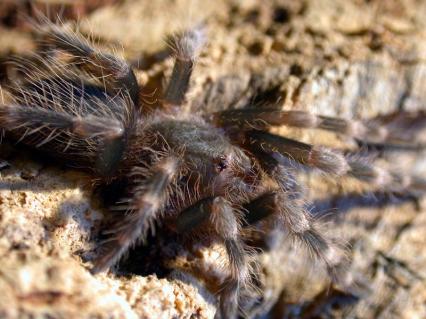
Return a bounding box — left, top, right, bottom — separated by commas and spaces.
243, 147, 345, 279
248, 128, 423, 191
176, 197, 247, 319
244, 129, 426, 194
245, 129, 349, 175
0, 103, 124, 139
0, 102, 128, 175
163, 29, 205, 109
251, 149, 301, 196
40, 25, 139, 104
349, 110, 426, 146
346, 157, 426, 195
244, 190, 341, 280
213, 109, 426, 147
92, 156, 180, 273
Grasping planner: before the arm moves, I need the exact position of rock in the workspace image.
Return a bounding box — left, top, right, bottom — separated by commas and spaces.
0, 0, 425, 318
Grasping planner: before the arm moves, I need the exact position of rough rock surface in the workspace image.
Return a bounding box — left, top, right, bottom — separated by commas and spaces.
0, 0, 425, 318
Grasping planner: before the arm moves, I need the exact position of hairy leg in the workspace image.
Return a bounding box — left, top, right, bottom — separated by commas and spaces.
4, 43, 140, 174
245, 129, 349, 175
244, 191, 341, 279
39, 24, 140, 105
244, 130, 426, 193
243, 149, 339, 279
0, 100, 131, 175
0, 103, 124, 140
92, 156, 180, 273
213, 109, 426, 147
163, 29, 205, 110
176, 196, 247, 319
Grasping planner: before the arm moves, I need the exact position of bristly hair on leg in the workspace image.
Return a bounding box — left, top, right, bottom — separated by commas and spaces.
92, 156, 181, 273
167, 27, 206, 62
163, 27, 206, 108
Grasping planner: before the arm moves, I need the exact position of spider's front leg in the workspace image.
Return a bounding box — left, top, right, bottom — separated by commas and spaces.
238, 149, 342, 279
246, 129, 349, 175
246, 130, 426, 194
214, 108, 426, 148
176, 197, 248, 319
92, 156, 181, 273
244, 190, 341, 280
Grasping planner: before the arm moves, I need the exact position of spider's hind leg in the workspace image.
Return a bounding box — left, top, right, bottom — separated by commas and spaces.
0, 99, 131, 173
39, 24, 139, 104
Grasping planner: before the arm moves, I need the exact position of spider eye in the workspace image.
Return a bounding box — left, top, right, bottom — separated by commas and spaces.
214, 156, 228, 173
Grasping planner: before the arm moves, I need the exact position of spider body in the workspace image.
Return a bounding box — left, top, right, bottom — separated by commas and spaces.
1, 23, 425, 319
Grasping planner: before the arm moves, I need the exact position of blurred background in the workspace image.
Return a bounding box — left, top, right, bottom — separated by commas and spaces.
0, 0, 425, 318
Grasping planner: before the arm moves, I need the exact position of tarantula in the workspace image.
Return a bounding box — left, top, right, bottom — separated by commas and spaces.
1, 23, 425, 318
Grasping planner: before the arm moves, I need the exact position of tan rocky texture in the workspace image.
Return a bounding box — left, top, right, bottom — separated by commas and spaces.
0, 0, 425, 318
0, 153, 216, 318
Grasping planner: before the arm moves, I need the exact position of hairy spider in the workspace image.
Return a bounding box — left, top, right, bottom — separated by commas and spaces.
0, 23, 425, 318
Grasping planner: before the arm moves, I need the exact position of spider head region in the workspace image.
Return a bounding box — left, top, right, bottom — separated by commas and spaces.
150, 118, 256, 197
